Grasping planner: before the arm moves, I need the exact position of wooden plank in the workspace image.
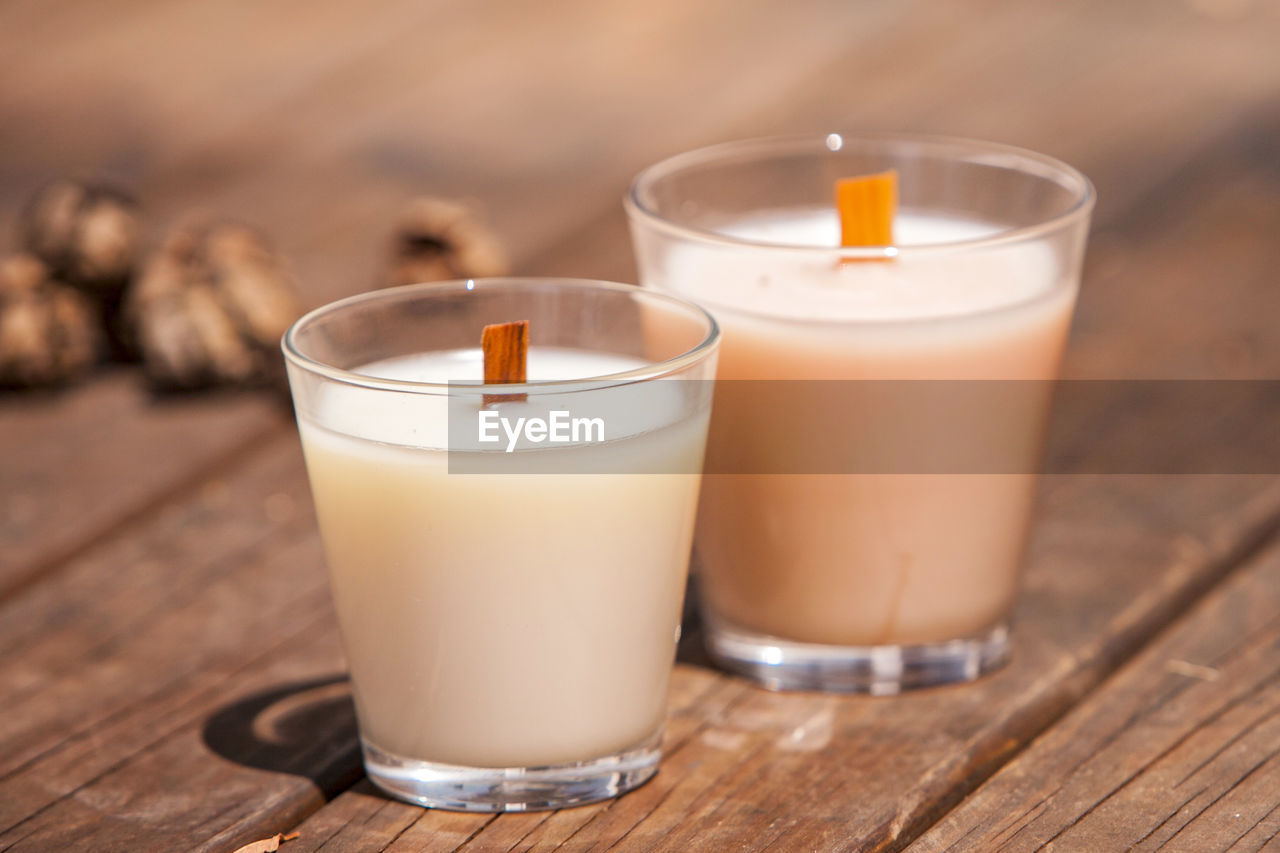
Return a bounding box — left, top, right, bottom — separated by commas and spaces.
906, 539, 1280, 852
529, 0, 1280, 283
0, 374, 283, 599
277, 674, 740, 853
0, 0, 923, 603
754, 0, 1280, 225
2, 478, 1276, 850
0, 213, 1277, 850
1066, 118, 1280, 382
0, 429, 737, 850
4, 0, 1278, 605
0, 433, 358, 851
266, 479, 1280, 853
5, 0, 1279, 304
258, 109, 1280, 850
0, 0, 933, 306
0, 1, 1278, 850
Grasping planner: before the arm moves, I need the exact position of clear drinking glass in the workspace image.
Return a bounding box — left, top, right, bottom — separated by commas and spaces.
283, 279, 719, 810
626, 133, 1094, 693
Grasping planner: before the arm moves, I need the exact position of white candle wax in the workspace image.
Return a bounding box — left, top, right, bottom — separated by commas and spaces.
298, 347, 707, 767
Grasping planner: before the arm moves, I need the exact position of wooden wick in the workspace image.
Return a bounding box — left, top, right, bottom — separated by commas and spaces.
836, 169, 897, 262
481, 320, 528, 405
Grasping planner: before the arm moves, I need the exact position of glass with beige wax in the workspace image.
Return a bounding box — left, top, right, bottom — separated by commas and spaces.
284, 278, 719, 810
627, 133, 1094, 693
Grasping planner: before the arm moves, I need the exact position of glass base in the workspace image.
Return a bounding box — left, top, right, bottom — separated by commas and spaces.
704, 616, 1011, 694
361, 732, 662, 812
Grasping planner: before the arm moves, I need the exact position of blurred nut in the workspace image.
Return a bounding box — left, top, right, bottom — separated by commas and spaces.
386, 196, 509, 288
0, 254, 101, 387
127, 220, 301, 389
20, 179, 141, 293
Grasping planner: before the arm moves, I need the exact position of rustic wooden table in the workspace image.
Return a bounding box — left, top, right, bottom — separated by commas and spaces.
3, 1, 1280, 850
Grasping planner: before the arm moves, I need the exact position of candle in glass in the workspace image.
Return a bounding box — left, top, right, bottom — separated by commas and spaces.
627, 134, 1093, 692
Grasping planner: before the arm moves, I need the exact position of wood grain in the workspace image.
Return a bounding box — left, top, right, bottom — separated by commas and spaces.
0, 0, 921, 606
270, 478, 1280, 853
5, 0, 1275, 612
0, 373, 283, 599
0, 435, 349, 848
0, 0, 1278, 850
274, 106, 1280, 851
906, 540, 1280, 852
4, 0, 1277, 605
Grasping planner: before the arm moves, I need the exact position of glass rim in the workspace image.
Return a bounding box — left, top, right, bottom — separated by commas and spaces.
282, 278, 721, 396
624, 130, 1096, 259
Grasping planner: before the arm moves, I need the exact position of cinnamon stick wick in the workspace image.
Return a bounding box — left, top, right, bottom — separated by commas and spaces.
482, 320, 528, 405
836, 169, 897, 262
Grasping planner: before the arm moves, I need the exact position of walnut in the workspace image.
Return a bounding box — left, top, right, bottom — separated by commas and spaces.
19, 179, 142, 354
20, 179, 140, 293
126, 220, 301, 389
0, 254, 101, 387
385, 197, 509, 288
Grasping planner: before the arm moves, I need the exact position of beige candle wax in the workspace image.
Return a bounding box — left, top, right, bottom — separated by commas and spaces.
648, 210, 1072, 646
298, 347, 707, 768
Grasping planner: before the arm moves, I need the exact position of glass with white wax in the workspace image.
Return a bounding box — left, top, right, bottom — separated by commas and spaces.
626, 133, 1094, 693
283, 279, 719, 811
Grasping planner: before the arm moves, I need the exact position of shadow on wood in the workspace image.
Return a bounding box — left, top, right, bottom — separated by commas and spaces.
202, 673, 364, 796
676, 570, 716, 670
